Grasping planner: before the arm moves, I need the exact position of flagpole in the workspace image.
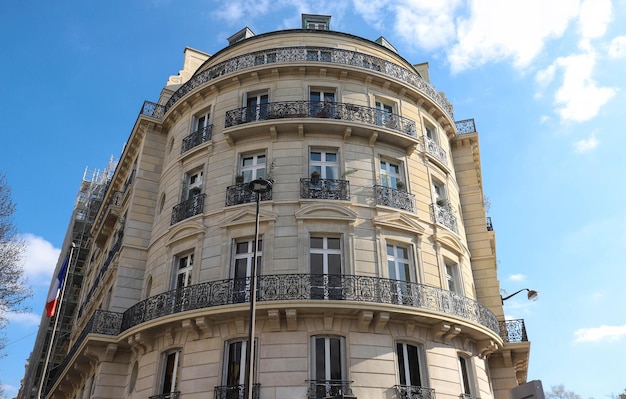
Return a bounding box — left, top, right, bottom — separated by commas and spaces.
37, 243, 76, 399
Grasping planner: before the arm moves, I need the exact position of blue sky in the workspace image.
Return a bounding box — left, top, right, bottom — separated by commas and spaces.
1, 0, 625, 397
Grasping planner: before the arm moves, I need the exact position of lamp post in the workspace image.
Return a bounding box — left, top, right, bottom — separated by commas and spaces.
244, 179, 272, 399
501, 288, 539, 303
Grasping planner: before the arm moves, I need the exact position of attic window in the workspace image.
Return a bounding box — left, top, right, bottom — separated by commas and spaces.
302, 14, 331, 30
227, 27, 255, 46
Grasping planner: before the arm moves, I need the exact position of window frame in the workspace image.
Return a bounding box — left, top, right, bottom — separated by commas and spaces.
159, 349, 182, 397
432, 179, 447, 203
223, 339, 258, 386
244, 91, 269, 122
309, 148, 339, 180
172, 252, 194, 290
310, 335, 346, 382
231, 238, 263, 303
239, 152, 267, 184
309, 88, 336, 117
380, 158, 404, 189
184, 168, 204, 200
309, 236, 343, 300
375, 99, 394, 127
458, 354, 477, 397
396, 341, 428, 388
444, 260, 461, 295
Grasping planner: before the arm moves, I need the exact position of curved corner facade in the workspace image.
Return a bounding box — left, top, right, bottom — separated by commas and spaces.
22, 21, 530, 399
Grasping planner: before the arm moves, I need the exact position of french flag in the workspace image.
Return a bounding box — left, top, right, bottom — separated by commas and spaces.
45, 254, 69, 317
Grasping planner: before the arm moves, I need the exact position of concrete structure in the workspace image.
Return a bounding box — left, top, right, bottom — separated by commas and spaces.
20, 15, 531, 399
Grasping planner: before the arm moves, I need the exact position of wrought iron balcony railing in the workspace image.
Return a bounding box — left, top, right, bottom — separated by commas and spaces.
423, 136, 447, 165
226, 183, 272, 206
395, 385, 436, 399
300, 178, 350, 200
120, 274, 500, 336
153, 46, 452, 119
486, 216, 493, 231
214, 384, 260, 399
430, 203, 459, 234
460, 394, 480, 399
225, 100, 417, 137
171, 193, 206, 225
181, 125, 212, 153
455, 119, 476, 135
149, 393, 180, 399
498, 319, 528, 343
307, 380, 354, 399
48, 310, 122, 393
374, 185, 416, 212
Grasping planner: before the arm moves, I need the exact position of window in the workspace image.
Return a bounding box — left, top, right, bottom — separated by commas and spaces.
311, 336, 346, 399
194, 110, 211, 134
375, 100, 394, 127
173, 253, 193, 289
380, 159, 403, 189
310, 236, 342, 299
458, 355, 476, 398
245, 92, 269, 121
424, 121, 438, 144
310, 149, 338, 180
396, 342, 426, 388
159, 350, 182, 398
432, 180, 447, 204
240, 153, 266, 184
232, 239, 262, 303
222, 339, 257, 397
310, 89, 336, 117
387, 244, 412, 304
183, 169, 203, 200
444, 261, 461, 294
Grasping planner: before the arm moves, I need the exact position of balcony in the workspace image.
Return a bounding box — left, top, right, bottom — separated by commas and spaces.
374, 185, 416, 212
226, 183, 272, 206
460, 394, 480, 399
430, 202, 458, 234
120, 274, 500, 336
300, 178, 350, 200
395, 385, 435, 399
456, 119, 476, 135
181, 125, 212, 153
498, 319, 528, 343
214, 384, 260, 399
423, 136, 447, 166
149, 393, 180, 399
171, 194, 205, 225
225, 101, 416, 137
308, 380, 355, 399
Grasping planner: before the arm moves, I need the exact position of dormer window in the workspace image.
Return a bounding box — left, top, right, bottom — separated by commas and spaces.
302, 14, 331, 30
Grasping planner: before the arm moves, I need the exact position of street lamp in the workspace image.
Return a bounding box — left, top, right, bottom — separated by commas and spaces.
501, 288, 539, 303
244, 178, 272, 399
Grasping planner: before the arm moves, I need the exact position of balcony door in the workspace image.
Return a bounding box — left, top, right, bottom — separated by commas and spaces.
387, 244, 412, 304
311, 336, 345, 399
310, 237, 342, 300
232, 239, 262, 303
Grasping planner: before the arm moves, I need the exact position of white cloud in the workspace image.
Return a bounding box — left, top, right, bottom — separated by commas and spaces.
551, 52, 616, 122
574, 324, 626, 343
5, 311, 41, 326
447, 0, 580, 73
577, 0, 612, 42
574, 130, 599, 152
607, 35, 626, 59
21, 234, 60, 284
508, 274, 527, 282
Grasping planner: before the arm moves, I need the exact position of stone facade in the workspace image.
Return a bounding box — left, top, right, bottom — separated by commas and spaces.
23, 16, 530, 399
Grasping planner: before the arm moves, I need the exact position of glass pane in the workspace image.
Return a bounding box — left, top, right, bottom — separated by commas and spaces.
236, 242, 249, 254
243, 157, 254, 167
329, 338, 341, 380
397, 247, 408, 259
387, 245, 394, 256
327, 237, 340, 250
234, 259, 248, 278
325, 166, 338, 179
311, 237, 324, 249
227, 342, 242, 385
328, 254, 341, 275
310, 152, 322, 162
396, 343, 407, 386
325, 93, 335, 102
390, 164, 399, 174
162, 352, 177, 393
402, 263, 411, 283
407, 344, 421, 386
326, 153, 337, 162
310, 253, 323, 274
242, 170, 253, 183
315, 338, 325, 379
176, 273, 186, 289
258, 155, 266, 164
388, 260, 397, 280
310, 91, 321, 102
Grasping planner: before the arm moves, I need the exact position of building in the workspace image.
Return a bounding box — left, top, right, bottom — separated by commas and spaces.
21, 14, 531, 399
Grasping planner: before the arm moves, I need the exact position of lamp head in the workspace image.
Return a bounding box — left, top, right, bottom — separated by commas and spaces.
248, 179, 272, 193
527, 289, 539, 301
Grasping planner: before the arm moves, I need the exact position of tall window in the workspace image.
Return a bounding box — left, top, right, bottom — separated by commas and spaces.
310, 237, 342, 299
432, 180, 447, 204
194, 110, 211, 133
310, 89, 336, 117
160, 350, 182, 398
240, 153, 266, 183
444, 261, 461, 294
387, 244, 412, 304
173, 253, 193, 289
245, 92, 269, 121
380, 159, 403, 189
310, 149, 338, 180
396, 342, 425, 388
458, 356, 476, 398
223, 340, 256, 390
424, 122, 438, 144
184, 169, 203, 200
375, 100, 393, 126
232, 239, 262, 303
311, 336, 345, 398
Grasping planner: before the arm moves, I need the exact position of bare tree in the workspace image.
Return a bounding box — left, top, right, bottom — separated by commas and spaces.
546, 385, 582, 399
0, 172, 32, 353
